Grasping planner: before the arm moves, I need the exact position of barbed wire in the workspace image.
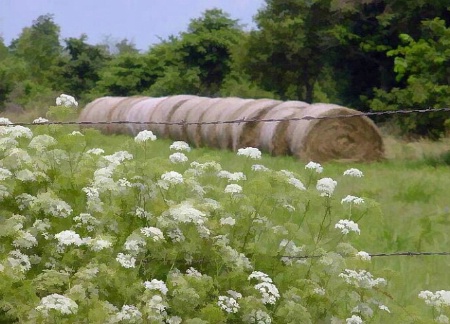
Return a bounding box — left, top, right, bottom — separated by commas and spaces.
281, 251, 450, 260
5, 107, 450, 127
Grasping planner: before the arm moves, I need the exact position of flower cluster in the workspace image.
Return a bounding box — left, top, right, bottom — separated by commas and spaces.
248, 271, 280, 304
56, 94, 78, 107
134, 130, 157, 143
335, 219, 360, 235
237, 147, 262, 159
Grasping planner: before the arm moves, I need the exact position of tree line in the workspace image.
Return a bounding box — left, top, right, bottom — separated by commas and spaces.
1, 0, 449, 138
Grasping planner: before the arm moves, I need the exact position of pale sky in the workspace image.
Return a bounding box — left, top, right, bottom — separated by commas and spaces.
0, 0, 265, 51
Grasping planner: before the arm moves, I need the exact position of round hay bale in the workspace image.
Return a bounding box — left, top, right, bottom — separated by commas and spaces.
168, 96, 211, 141
288, 103, 384, 162
78, 97, 126, 133
258, 101, 309, 156
214, 98, 255, 149
184, 98, 223, 147
126, 97, 168, 135
108, 96, 147, 134
230, 99, 282, 150
150, 95, 197, 138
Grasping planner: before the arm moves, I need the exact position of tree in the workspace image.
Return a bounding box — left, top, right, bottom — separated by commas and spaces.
57, 35, 111, 99
370, 18, 450, 138
10, 14, 62, 82
237, 0, 337, 103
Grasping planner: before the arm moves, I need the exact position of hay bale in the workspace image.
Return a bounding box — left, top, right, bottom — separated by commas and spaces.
288, 103, 384, 162
126, 97, 168, 135
214, 98, 255, 149
150, 95, 197, 138
168, 96, 211, 141
78, 97, 126, 133
258, 101, 309, 156
108, 96, 147, 134
184, 98, 223, 147
230, 99, 282, 150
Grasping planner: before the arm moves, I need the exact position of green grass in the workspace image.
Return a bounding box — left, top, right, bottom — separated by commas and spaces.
86, 130, 450, 319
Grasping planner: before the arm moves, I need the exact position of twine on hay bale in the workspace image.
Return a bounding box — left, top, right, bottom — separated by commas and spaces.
79, 96, 385, 162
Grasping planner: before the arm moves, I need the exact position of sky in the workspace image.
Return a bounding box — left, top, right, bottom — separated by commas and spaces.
0, 0, 265, 51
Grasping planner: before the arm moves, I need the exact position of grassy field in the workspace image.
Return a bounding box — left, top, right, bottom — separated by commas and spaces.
1, 120, 449, 322
87, 130, 450, 321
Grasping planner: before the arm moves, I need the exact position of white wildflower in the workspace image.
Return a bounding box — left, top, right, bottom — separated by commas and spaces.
217, 170, 247, 182
227, 290, 242, 300
124, 237, 146, 253
251, 164, 269, 172
186, 267, 202, 277
244, 310, 272, 324
0, 167, 12, 180
341, 195, 365, 205
356, 251, 371, 261
86, 148, 105, 155
220, 216, 236, 226
103, 151, 133, 164
115, 305, 142, 321
144, 279, 168, 295
168, 201, 206, 225
29, 135, 57, 151
346, 315, 363, 324
167, 228, 185, 242
15, 169, 36, 182
316, 177, 337, 197
8, 250, 31, 272
116, 253, 136, 268
339, 269, 386, 289
13, 230, 37, 249
248, 271, 273, 283
335, 219, 360, 235
237, 147, 262, 159
141, 227, 164, 241
436, 315, 450, 324
70, 131, 84, 136
305, 161, 323, 173
89, 238, 113, 251
419, 290, 450, 307
314, 287, 326, 296
225, 184, 243, 194
1, 125, 33, 139
55, 230, 84, 246
36, 294, 78, 315
134, 130, 157, 143
343, 168, 364, 177
379, 305, 390, 313
56, 94, 78, 107
287, 177, 306, 190
218, 296, 240, 313
170, 141, 191, 152
169, 152, 188, 163
33, 117, 49, 124
0, 117, 12, 125
161, 171, 183, 185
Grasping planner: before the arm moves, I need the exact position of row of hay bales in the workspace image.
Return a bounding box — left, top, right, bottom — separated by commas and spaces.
79, 95, 384, 162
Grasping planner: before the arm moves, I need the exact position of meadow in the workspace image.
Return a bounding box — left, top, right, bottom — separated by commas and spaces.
0, 108, 449, 323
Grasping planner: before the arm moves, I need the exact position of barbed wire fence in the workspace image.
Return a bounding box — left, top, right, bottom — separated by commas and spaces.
2, 107, 450, 259
4, 106, 450, 126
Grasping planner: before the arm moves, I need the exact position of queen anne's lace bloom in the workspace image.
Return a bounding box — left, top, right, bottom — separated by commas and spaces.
161, 171, 184, 185
86, 148, 104, 155
316, 177, 337, 197
419, 290, 450, 307
237, 147, 262, 159
33, 117, 49, 124
343, 168, 364, 177
170, 141, 191, 152
56, 94, 78, 107
116, 253, 136, 268
341, 195, 365, 205
225, 184, 242, 194
218, 296, 240, 313
356, 251, 371, 261
141, 227, 164, 241
217, 170, 247, 182
339, 269, 386, 289
220, 216, 236, 226
346, 315, 363, 324
0, 167, 12, 181
305, 161, 323, 173
169, 152, 188, 164
8, 250, 31, 272
115, 305, 142, 321
251, 164, 269, 172
335, 219, 360, 235
36, 294, 78, 315
134, 130, 157, 143
55, 230, 84, 246
144, 279, 168, 295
